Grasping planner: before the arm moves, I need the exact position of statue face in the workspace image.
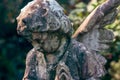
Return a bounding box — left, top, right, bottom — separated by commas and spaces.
16, 0, 73, 53
16, 1, 62, 53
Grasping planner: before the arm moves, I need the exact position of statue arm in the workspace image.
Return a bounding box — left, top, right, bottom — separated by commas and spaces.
22, 49, 37, 80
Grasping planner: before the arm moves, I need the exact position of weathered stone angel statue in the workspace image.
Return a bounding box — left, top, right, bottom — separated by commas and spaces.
16, 0, 120, 80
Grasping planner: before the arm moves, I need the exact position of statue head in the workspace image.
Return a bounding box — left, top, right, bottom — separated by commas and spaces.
16, 0, 73, 53
16, 0, 73, 38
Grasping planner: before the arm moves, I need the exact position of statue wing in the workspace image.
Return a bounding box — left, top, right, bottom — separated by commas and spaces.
72, 0, 120, 52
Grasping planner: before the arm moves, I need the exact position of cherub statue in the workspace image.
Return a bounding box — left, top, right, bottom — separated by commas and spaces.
16, 0, 120, 80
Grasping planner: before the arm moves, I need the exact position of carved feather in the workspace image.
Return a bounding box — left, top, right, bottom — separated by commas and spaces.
55, 62, 73, 80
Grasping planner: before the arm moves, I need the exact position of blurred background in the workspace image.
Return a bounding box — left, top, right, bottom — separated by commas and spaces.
0, 0, 120, 80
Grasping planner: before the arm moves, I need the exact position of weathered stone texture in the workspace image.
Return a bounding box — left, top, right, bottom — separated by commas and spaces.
16, 0, 120, 80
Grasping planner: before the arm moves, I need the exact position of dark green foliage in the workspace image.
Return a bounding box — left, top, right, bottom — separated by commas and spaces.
0, 0, 32, 80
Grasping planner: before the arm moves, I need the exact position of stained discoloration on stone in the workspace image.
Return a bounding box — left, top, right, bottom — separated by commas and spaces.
16, 0, 120, 80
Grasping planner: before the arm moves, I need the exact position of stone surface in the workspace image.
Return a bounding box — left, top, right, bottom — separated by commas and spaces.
16, 0, 120, 80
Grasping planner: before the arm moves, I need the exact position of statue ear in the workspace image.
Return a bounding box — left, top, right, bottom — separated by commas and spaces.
45, 12, 61, 31
61, 17, 73, 36
41, 7, 49, 17
45, 11, 73, 36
